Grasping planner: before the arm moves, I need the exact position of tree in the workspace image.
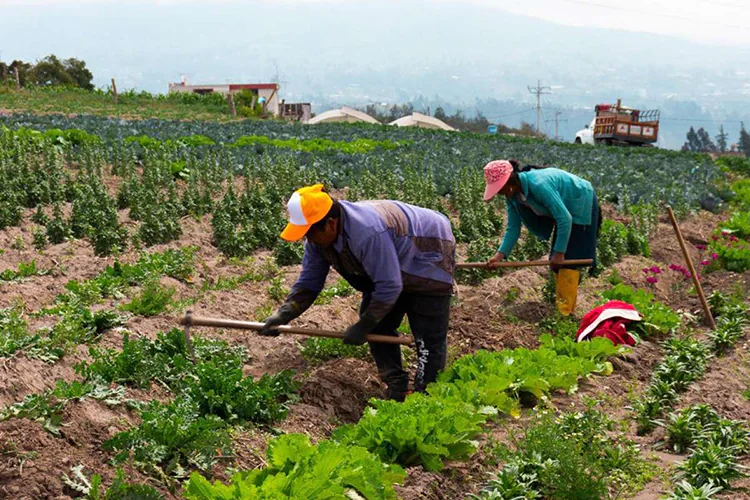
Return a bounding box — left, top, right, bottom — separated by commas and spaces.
6, 55, 94, 90
740, 122, 750, 158
682, 127, 701, 152
682, 126, 715, 153
697, 128, 717, 153
62, 57, 94, 90
29, 55, 75, 87
7, 60, 32, 87
716, 125, 728, 153
433, 107, 447, 121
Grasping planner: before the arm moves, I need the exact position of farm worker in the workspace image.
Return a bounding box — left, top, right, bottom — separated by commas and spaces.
260, 184, 456, 402
483, 159, 601, 316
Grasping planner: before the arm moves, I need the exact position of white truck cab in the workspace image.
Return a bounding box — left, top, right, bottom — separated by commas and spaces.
574, 119, 596, 145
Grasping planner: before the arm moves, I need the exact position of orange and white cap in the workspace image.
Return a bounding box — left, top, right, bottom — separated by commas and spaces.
280, 184, 334, 242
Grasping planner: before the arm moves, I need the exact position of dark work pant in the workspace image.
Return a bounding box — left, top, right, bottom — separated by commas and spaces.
550, 193, 602, 270
360, 293, 451, 400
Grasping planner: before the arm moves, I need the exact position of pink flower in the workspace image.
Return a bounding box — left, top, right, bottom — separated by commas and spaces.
695, 244, 707, 251
700, 260, 710, 266
650, 266, 662, 274
642, 267, 650, 274
711, 253, 719, 260
730, 235, 739, 243
669, 264, 679, 271
646, 276, 659, 284
722, 231, 730, 237
712, 235, 719, 241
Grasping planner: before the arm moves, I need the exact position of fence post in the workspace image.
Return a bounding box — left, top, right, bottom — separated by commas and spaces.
15, 68, 20, 90
111, 78, 118, 104
228, 92, 237, 116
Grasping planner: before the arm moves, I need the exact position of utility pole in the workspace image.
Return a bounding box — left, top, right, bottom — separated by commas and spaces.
527, 80, 551, 135
545, 111, 567, 141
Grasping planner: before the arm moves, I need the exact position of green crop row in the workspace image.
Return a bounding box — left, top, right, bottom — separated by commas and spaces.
183, 331, 626, 498
663, 405, 750, 497
632, 291, 747, 435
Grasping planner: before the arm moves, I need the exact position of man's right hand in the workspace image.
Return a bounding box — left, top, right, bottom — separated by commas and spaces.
260, 313, 288, 336
487, 251, 505, 269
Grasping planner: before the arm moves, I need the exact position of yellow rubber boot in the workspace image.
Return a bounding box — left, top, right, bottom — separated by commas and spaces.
555, 269, 580, 316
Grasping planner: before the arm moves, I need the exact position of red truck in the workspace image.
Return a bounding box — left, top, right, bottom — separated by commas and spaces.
575, 99, 660, 146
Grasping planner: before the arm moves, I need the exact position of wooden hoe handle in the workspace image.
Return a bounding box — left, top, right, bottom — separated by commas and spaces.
179, 314, 413, 346
457, 258, 593, 270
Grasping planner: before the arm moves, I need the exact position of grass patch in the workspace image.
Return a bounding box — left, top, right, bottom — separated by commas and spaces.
120, 280, 175, 317
300, 337, 371, 365
474, 405, 656, 499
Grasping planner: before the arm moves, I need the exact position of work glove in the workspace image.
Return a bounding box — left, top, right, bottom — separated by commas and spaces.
260, 307, 296, 336
343, 314, 379, 346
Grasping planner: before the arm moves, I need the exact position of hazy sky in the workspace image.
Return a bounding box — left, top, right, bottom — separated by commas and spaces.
2, 0, 749, 46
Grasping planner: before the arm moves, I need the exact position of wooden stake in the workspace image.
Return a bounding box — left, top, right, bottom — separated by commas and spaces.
179, 314, 413, 346
15, 68, 20, 91
666, 206, 715, 329
111, 78, 118, 104
183, 310, 195, 359
228, 92, 237, 116
457, 258, 593, 270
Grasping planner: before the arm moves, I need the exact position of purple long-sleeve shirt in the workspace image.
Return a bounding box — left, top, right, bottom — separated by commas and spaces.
288, 200, 456, 322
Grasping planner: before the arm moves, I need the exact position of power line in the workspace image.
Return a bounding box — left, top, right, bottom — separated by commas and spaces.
557, 0, 750, 31
485, 107, 537, 120
661, 117, 746, 123
528, 80, 552, 135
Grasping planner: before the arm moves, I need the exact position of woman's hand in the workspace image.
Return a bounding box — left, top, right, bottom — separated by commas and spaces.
550, 252, 565, 270
487, 252, 505, 269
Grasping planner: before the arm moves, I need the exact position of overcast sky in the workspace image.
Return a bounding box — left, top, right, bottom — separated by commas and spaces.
2, 0, 749, 46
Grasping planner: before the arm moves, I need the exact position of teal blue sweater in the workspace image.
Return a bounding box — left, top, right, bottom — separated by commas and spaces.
498, 168, 595, 256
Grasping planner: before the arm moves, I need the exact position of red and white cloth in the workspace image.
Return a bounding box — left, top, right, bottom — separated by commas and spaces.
577, 300, 641, 346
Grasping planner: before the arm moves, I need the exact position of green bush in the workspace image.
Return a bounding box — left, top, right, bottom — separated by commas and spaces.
273, 240, 305, 267
334, 392, 491, 471
475, 407, 653, 500
184, 434, 405, 500
602, 284, 680, 337
120, 280, 175, 316
103, 397, 231, 473
716, 155, 750, 176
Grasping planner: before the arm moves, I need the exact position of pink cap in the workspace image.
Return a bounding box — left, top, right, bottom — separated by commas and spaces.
483, 160, 513, 201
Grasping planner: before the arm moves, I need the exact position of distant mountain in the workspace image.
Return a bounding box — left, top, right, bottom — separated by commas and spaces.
2, 0, 748, 148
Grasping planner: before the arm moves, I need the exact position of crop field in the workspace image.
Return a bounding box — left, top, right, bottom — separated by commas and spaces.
0, 110, 749, 499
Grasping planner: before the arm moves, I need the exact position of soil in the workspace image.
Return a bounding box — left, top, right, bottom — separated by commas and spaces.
1, 196, 748, 499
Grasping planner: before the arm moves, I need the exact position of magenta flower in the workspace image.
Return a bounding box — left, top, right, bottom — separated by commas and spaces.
730, 235, 739, 243
646, 276, 659, 284
642, 267, 650, 274
695, 244, 707, 251
722, 231, 730, 237
711, 253, 719, 260
712, 235, 719, 241
700, 260, 710, 266
650, 266, 662, 274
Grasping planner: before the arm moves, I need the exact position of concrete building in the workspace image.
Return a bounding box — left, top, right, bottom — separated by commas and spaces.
389, 112, 455, 131
308, 106, 380, 125
168, 80, 280, 116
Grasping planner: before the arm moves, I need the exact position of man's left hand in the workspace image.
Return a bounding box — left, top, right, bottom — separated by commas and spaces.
343, 322, 369, 345
550, 252, 566, 270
